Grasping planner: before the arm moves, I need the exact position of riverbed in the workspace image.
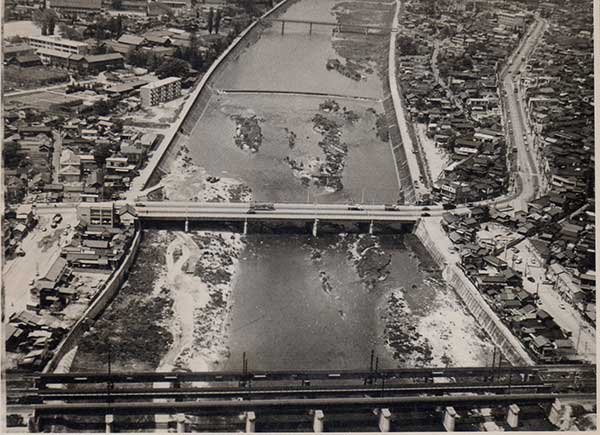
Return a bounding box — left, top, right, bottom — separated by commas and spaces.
174, 0, 399, 204
70, 0, 493, 375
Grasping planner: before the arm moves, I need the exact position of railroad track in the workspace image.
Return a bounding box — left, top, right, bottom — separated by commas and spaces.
7, 381, 555, 404
5, 364, 595, 385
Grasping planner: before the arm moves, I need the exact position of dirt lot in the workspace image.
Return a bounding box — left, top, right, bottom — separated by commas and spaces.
4, 65, 69, 91
5, 90, 83, 112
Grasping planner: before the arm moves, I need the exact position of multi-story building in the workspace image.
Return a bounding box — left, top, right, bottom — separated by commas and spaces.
496, 11, 526, 30
140, 77, 182, 107
77, 203, 115, 227
28, 35, 89, 55
49, 0, 102, 15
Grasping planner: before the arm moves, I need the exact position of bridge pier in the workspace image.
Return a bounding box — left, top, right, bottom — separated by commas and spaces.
155, 414, 170, 432
369, 220, 374, 235
548, 399, 563, 426
176, 413, 188, 433
184, 218, 189, 233
443, 407, 458, 432
245, 411, 256, 432
281, 20, 285, 35
27, 411, 40, 433
105, 414, 114, 433
313, 410, 325, 432
243, 218, 248, 236
312, 218, 318, 237
506, 404, 520, 429
309, 22, 313, 35
378, 408, 392, 432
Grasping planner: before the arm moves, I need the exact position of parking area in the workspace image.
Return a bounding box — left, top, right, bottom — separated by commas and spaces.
3, 211, 77, 321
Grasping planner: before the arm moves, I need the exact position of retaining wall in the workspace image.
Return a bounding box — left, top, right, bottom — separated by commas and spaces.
139, 0, 296, 191
386, 0, 419, 204
43, 227, 143, 373
413, 220, 535, 366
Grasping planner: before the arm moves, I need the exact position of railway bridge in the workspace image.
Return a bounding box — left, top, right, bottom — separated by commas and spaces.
7, 365, 596, 432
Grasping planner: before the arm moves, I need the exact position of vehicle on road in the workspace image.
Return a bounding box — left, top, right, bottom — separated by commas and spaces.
442, 204, 456, 210
421, 206, 430, 211
348, 205, 364, 211
135, 203, 146, 207
559, 303, 567, 310
421, 212, 431, 217
511, 247, 520, 253
251, 203, 275, 212
527, 276, 536, 283
384, 204, 400, 211
53, 213, 62, 224
51, 222, 58, 229
514, 257, 523, 264
16, 248, 25, 257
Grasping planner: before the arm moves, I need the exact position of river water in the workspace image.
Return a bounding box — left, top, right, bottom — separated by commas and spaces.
185, 0, 400, 204
181, 0, 492, 371
71, 0, 492, 376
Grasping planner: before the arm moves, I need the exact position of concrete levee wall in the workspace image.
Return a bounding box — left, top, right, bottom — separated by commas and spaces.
140, 0, 296, 191
413, 220, 535, 366
43, 227, 143, 373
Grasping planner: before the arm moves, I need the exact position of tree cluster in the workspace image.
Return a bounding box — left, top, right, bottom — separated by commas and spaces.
207, 8, 222, 34
397, 35, 419, 56
33, 9, 58, 35
59, 23, 85, 41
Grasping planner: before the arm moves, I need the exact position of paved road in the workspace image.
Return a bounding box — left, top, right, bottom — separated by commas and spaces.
500, 18, 547, 212
133, 200, 447, 222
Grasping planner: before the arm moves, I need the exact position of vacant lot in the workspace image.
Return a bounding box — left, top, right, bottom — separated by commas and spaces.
4, 65, 69, 91
5, 90, 81, 112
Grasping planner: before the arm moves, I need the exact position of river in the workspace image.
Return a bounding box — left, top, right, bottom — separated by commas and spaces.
181, 0, 400, 204
71, 0, 492, 377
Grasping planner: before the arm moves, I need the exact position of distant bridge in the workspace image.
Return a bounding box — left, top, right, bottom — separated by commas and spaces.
262, 17, 397, 35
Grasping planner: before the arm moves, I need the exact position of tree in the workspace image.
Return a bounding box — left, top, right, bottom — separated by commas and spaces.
207, 8, 214, 34
398, 36, 418, 56
92, 99, 114, 116
59, 23, 85, 40
33, 9, 58, 36
214, 9, 221, 34
93, 142, 113, 165
156, 58, 189, 78
190, 48, 204, 70
47, 13, 56, 35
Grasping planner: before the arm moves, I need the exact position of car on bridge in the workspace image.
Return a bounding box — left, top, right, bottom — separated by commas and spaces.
248, 203, 275, 213
384, 204, 401, 211
348, 205, 364, 211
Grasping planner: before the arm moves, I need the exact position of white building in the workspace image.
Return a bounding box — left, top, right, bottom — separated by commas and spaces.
497, 11, 526, 30
28, 35, 89, 55
139, 77, 182, 107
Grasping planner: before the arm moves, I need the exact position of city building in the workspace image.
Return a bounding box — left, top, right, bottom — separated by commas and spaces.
140, 76, 181, 107
48, 0, 103, 15
77, 203, 115, 227
28, 35, 89, 55
497, 11, 527, 30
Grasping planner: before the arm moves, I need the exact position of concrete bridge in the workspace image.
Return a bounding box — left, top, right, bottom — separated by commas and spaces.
262, 17, 397, 35
130, 201, 453, 235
